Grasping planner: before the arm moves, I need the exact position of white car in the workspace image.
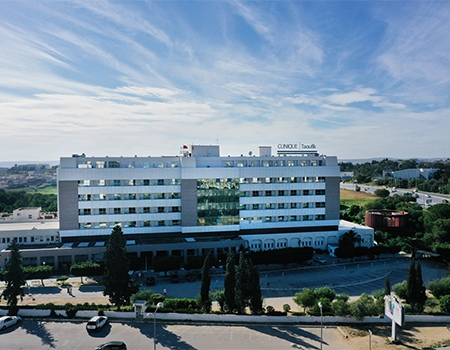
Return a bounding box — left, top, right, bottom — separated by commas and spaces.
0, 316, 21, 330
313, 257, 326, 264
86, 316, 108, 331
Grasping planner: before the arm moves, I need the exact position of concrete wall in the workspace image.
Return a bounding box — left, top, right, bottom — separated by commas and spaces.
325, 177, 340, 220
181, 179, 198, 226
58, 180, 79, 230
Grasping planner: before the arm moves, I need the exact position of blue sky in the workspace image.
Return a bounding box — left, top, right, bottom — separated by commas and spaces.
1, 0, 450, 161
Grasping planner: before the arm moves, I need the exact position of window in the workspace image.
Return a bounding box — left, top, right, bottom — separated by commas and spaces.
78, 180, 90, 187
114, 208, 121, 214
128, 194, 136, 200
144, 221, 150, 227
112, 194, 121, 200
108, 161, 120, 168
172, 220, 181, 226
171, 206, 180, 212
315, 215, 325, 220
252, 204, 259, 210
288, 160, 295, 167
99, 208, 106, 215
97, 180, 106, 186
79, 209, 91, 215
158, 220, 165, 226
265, 216, 272, 222
290, 216, 297, 221
113, 180, 121, 186
237, 161, 246, 167
142, 193, 151, 200
290, 203, 297, 209
157, 179, 164, 185
128, 180, 136, 186
171, 162, 178, 168
129, 208, 136, 214
303, 190, 313, 196
223, 161, 232, 167
265, 191, 272, 196
158, 207, 165, 213
315, 189, 325, 195
84, 223, 91, 229
290, 190, 297, 196
99, 194, 107, 201
129, 221, 136, 227
78, 161, 92, 168
169, 192, 180, 199
303, 202, 311, 208
157, 162, 164, 168
96, 161, 106, 168
252, 191, 259, 197
278, 203, 285, 209
156, 193, 164, 199
315, 202, 325, 208
300, 161, 307, 166
278, 190, 285, 196
262, 160, 270, 167
278, 216, 285, 222
28, 215, 32, 219
143, 179, 150, 186
143, 207, 151, 213
143, 162, 150, 168
99, 222, 107, 228
316, 176, 325, 182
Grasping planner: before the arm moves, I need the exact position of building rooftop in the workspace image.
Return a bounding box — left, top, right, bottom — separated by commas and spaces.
0, 220, 59, 232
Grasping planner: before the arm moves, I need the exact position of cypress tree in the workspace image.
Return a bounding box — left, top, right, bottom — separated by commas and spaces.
406, 257, 418, 311
248, 259, 263, 315
102, 226, 138, 308
384, 275, 391, 296
224, 251, 236, 313
416, 262, 427, 312
200, 253, 212, 313
2, 240, 26, 315
235, 253, 251, 314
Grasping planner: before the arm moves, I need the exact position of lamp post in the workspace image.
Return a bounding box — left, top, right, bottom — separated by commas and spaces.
153, 302, 163, 350
318, 302, 323, 350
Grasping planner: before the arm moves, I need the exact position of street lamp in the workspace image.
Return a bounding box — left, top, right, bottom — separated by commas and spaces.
153, 302, 163, 350
318, 302, 323, 350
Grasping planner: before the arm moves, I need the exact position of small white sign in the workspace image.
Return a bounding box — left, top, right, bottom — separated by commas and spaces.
384, 295, 405, 326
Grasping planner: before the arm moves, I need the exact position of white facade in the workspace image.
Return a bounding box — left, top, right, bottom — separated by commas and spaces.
57, 144, 372, 250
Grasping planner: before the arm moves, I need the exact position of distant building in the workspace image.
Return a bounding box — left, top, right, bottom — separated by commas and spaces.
382, 168, 438, 181
340, 172, 354, 181
13, 207, 42, 221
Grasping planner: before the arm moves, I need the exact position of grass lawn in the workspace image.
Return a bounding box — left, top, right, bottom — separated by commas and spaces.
8, 183, 57, 195
340, 188, 375, 209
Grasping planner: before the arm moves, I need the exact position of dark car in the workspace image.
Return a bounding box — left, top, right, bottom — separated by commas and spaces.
146, 276, 156, 286
94, 341, 127, 350
170, 274, 180, 283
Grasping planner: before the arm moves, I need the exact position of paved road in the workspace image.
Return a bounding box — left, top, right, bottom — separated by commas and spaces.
0, 319, 349, 350
340, 183, 450, 206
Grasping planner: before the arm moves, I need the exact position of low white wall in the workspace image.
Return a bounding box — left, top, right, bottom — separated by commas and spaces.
406, 315, 450, 323
0, 309, 8, 316
104, 311, 135, 319
76, 310, 99, 318
18, 309, 50, 317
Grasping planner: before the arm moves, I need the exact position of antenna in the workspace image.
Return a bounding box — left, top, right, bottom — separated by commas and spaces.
249, 151, 252, 156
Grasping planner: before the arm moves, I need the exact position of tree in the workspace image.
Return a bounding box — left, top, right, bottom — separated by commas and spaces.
374, 188, 390, 198
200, 253, 212, 313
224, 251, 236, 313
234, 253, 251, 314
102, 226, 138, 308
415, 262, 427, 312
152, 255, 182, 275
24, 265, 53, 286
70, 261, 103, 283
248, 259, 263, 315
384, 275, 391, 296
350, 293, 380, 321
440, 295, 450, 314
1, 240, 26, 315
406, 258, 419, 311
293, 288, 316, 312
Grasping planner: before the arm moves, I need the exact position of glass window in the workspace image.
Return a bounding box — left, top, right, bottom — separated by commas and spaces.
128, 194, 136, 200
113, 180, 121, 186
156, 193, 164, 199
99, 208, 106, 215
157, 162, 164, 168
99, 222, 107, 228
278, 190, 285, 196
237, 161, 246, 167
303, 202, 310, 208
171, 162, 178, 168
265, 191, 272, 196
129, 208, 136, 214
157, 179, 164, 185
158, 207, 165, 213
315, 189, 325, 195
290, 203, 297, 209
143, 207, 150, 213
96, 161, 106, 168
143, 162, 150, 168
78, 180, 90, 187
142, 193, 151, 200
78, 161, 92, 168
288, 160, 295, 167
114, 208, 121, 214
108, 161, 120, 168
143, 179, 150, 186
171, 206, 180, 212
290, 190, 297, 196
129, 221, 136, 227
316, 202, 326, 208
223, 161, 232, 167
144, 221, 150, 227
158, 220, 165, 226
172, 220, 180, 226
128, 180, 136, 186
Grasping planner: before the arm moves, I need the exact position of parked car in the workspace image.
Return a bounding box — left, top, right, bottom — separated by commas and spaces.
146, 276, 156, 286
0, 316, 21, 330
94, 341, 127, 350
86, 316, 108, 332
443, 199, 449, 203
313, 257, 326, 264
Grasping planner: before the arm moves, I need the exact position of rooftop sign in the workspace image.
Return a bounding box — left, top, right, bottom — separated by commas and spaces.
277, 143, 317, 155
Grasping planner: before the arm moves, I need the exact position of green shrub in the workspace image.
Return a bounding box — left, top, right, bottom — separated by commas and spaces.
310, 297, 332, 316
440, 295, 450, 314
315, 286, 336, 301
150, 293, 165, 305
163, 298, 199, 311
428, 277, 450, 299
266, 306, 275, 314
98, 309, 105, 316
392, 281, 408, 300
65, 307, 77, 319
331, 299, 351, 316
57, 276, 69, 282
350, 293, 381, 321
283, 304, 291, 313
131, 289, 153, 304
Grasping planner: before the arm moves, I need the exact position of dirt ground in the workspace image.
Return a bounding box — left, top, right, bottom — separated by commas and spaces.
340, 324, 450, 350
